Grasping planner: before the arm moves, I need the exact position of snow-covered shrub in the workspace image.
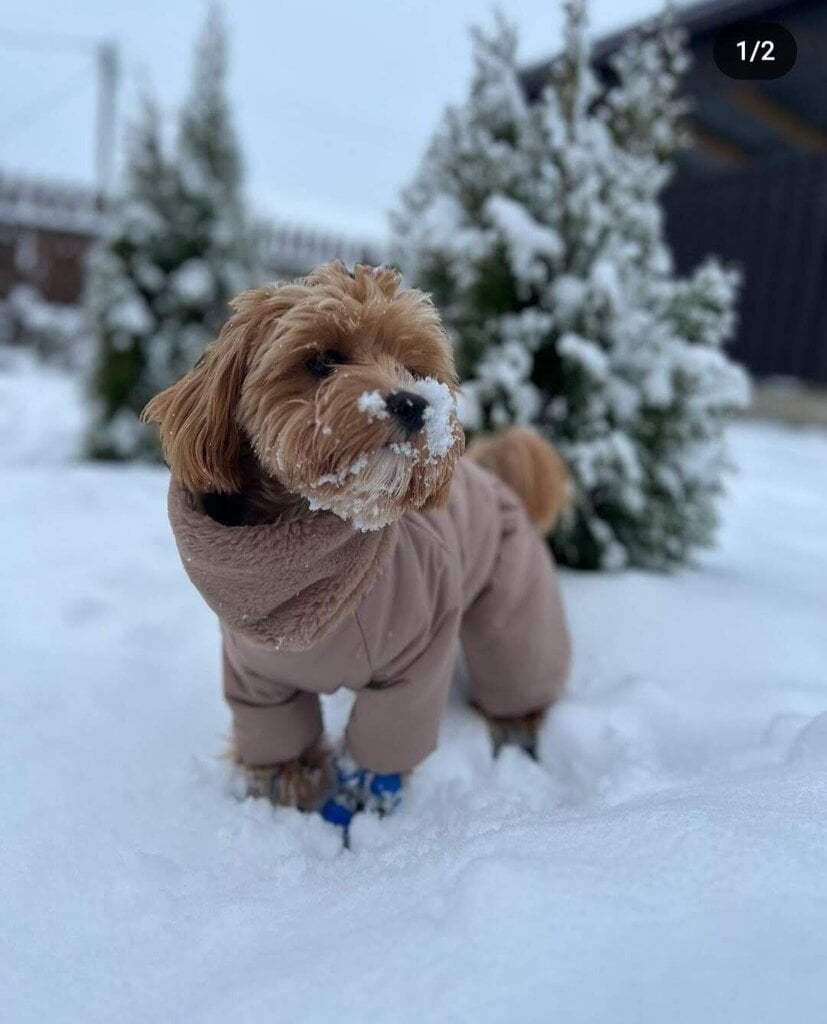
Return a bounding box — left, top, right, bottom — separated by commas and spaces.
392, 0, 749, 570
0, 285, 88, 370
86, 6, 257, 460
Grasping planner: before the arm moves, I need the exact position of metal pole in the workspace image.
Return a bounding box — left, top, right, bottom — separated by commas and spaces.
96, 40, 118, 199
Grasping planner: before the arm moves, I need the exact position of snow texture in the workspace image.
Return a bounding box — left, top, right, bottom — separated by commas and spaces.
0, 286, 88, 369
170, 259, 215, 305
312, 453, 370, 487
485, 193, 562, 281
410, 376, 459, 459
356, 389, 389, 420
3, 359, 827, 1024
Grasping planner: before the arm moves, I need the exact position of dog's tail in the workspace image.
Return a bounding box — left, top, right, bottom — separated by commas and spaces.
466, 426, 569, 536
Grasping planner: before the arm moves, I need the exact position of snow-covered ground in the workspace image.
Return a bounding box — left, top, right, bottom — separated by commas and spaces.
2, 355, 826, 1024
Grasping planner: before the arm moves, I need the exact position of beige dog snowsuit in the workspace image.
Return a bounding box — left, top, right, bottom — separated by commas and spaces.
168, 458, 571, 773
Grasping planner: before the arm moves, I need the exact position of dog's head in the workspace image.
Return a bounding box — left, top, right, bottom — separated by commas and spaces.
143, 262, 464, 530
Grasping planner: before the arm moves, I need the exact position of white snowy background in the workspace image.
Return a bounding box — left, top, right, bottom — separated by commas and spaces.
2, 353, 827, 1023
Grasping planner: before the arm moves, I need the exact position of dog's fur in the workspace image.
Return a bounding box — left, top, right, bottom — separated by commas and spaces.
466, 427, 570, 536
238, 738, 333, 811
144, 262, 568, 807
144, 263, 463, 531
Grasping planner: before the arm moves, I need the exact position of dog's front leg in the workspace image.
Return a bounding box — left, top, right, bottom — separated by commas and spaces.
240, 738, 334, 812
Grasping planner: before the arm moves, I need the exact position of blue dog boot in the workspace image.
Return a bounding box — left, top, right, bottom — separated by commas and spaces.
320, 753, 404, 834
366, 771, 404, 815
319, 754, 362, 838
333, 752, 366, 795
320, 796, 356, 829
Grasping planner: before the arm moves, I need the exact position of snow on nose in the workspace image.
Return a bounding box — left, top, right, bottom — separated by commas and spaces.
408, 377, 458, 459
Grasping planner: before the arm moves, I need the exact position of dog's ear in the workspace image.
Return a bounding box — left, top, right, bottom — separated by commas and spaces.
142, 287, 275, 493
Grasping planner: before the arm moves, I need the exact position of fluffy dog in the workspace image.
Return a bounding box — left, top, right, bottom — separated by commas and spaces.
144, 262, 571, 823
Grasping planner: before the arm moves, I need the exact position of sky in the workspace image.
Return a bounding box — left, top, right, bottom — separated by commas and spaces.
0, 0, 676, 239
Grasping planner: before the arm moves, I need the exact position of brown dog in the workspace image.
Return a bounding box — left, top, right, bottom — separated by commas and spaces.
144, 263, 571, 814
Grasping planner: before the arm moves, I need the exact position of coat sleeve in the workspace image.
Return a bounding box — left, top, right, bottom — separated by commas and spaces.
344, 521, 462, 774
222, 618, 371, 768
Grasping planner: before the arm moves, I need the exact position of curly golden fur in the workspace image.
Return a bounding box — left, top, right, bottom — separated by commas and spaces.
466, 426, 570, 536
143, 262, 464, 529
237, 738, 334, 812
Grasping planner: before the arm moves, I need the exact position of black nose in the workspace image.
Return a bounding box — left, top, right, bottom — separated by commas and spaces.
386, 390, 428, 433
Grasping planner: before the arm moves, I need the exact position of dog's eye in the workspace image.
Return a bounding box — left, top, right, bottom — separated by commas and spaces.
306, 349, 346, 379
405, 367, 425, 380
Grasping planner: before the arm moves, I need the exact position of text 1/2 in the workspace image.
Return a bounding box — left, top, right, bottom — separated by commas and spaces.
736, 40, 775, 63
714, 23, 796, 80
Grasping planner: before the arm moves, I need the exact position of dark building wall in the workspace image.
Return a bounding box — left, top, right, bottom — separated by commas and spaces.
0, 176, 101, 307
669, 0, 827, 177
664, 0, 827, 382
522, 0, 827, 383
0, 226, 16, 298
664, 154, 827, 382
33, 231, 92, 305
0, 225, 96, 306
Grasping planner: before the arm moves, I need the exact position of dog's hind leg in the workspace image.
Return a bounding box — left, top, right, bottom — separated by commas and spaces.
473, 705, 546, 761
460, 501, 571, 758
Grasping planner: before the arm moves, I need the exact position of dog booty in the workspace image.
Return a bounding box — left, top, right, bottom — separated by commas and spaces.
320, 752, 403, 829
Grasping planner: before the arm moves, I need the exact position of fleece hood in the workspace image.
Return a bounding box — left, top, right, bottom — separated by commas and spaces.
167, 479, 398, 651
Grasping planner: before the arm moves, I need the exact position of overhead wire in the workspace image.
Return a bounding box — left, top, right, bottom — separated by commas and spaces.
0, 61, 94, 143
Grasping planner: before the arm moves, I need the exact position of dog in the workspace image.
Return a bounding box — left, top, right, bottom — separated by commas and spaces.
143, 262, 571, 825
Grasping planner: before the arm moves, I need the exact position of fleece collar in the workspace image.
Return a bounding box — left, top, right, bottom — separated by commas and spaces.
167, 479, 398, 651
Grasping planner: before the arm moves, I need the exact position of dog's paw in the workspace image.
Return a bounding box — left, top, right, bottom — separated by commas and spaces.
478, 707, 547, 761
320, 752, 405, 830
243, 739, 334, 812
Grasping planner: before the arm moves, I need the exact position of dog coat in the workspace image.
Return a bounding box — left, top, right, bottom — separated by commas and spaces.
168, 458, 571, 773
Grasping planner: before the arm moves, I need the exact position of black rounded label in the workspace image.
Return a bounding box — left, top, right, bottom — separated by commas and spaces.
713, 22, 797, 80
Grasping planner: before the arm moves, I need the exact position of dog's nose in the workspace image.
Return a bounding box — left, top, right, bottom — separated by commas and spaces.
386, 390, 428, 433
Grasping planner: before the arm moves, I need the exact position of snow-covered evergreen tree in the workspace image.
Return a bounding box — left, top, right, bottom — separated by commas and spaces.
87, 5, 256, 460
170, 3, 255, 363
392, 1, 748, 570
86, 97, 176, 458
